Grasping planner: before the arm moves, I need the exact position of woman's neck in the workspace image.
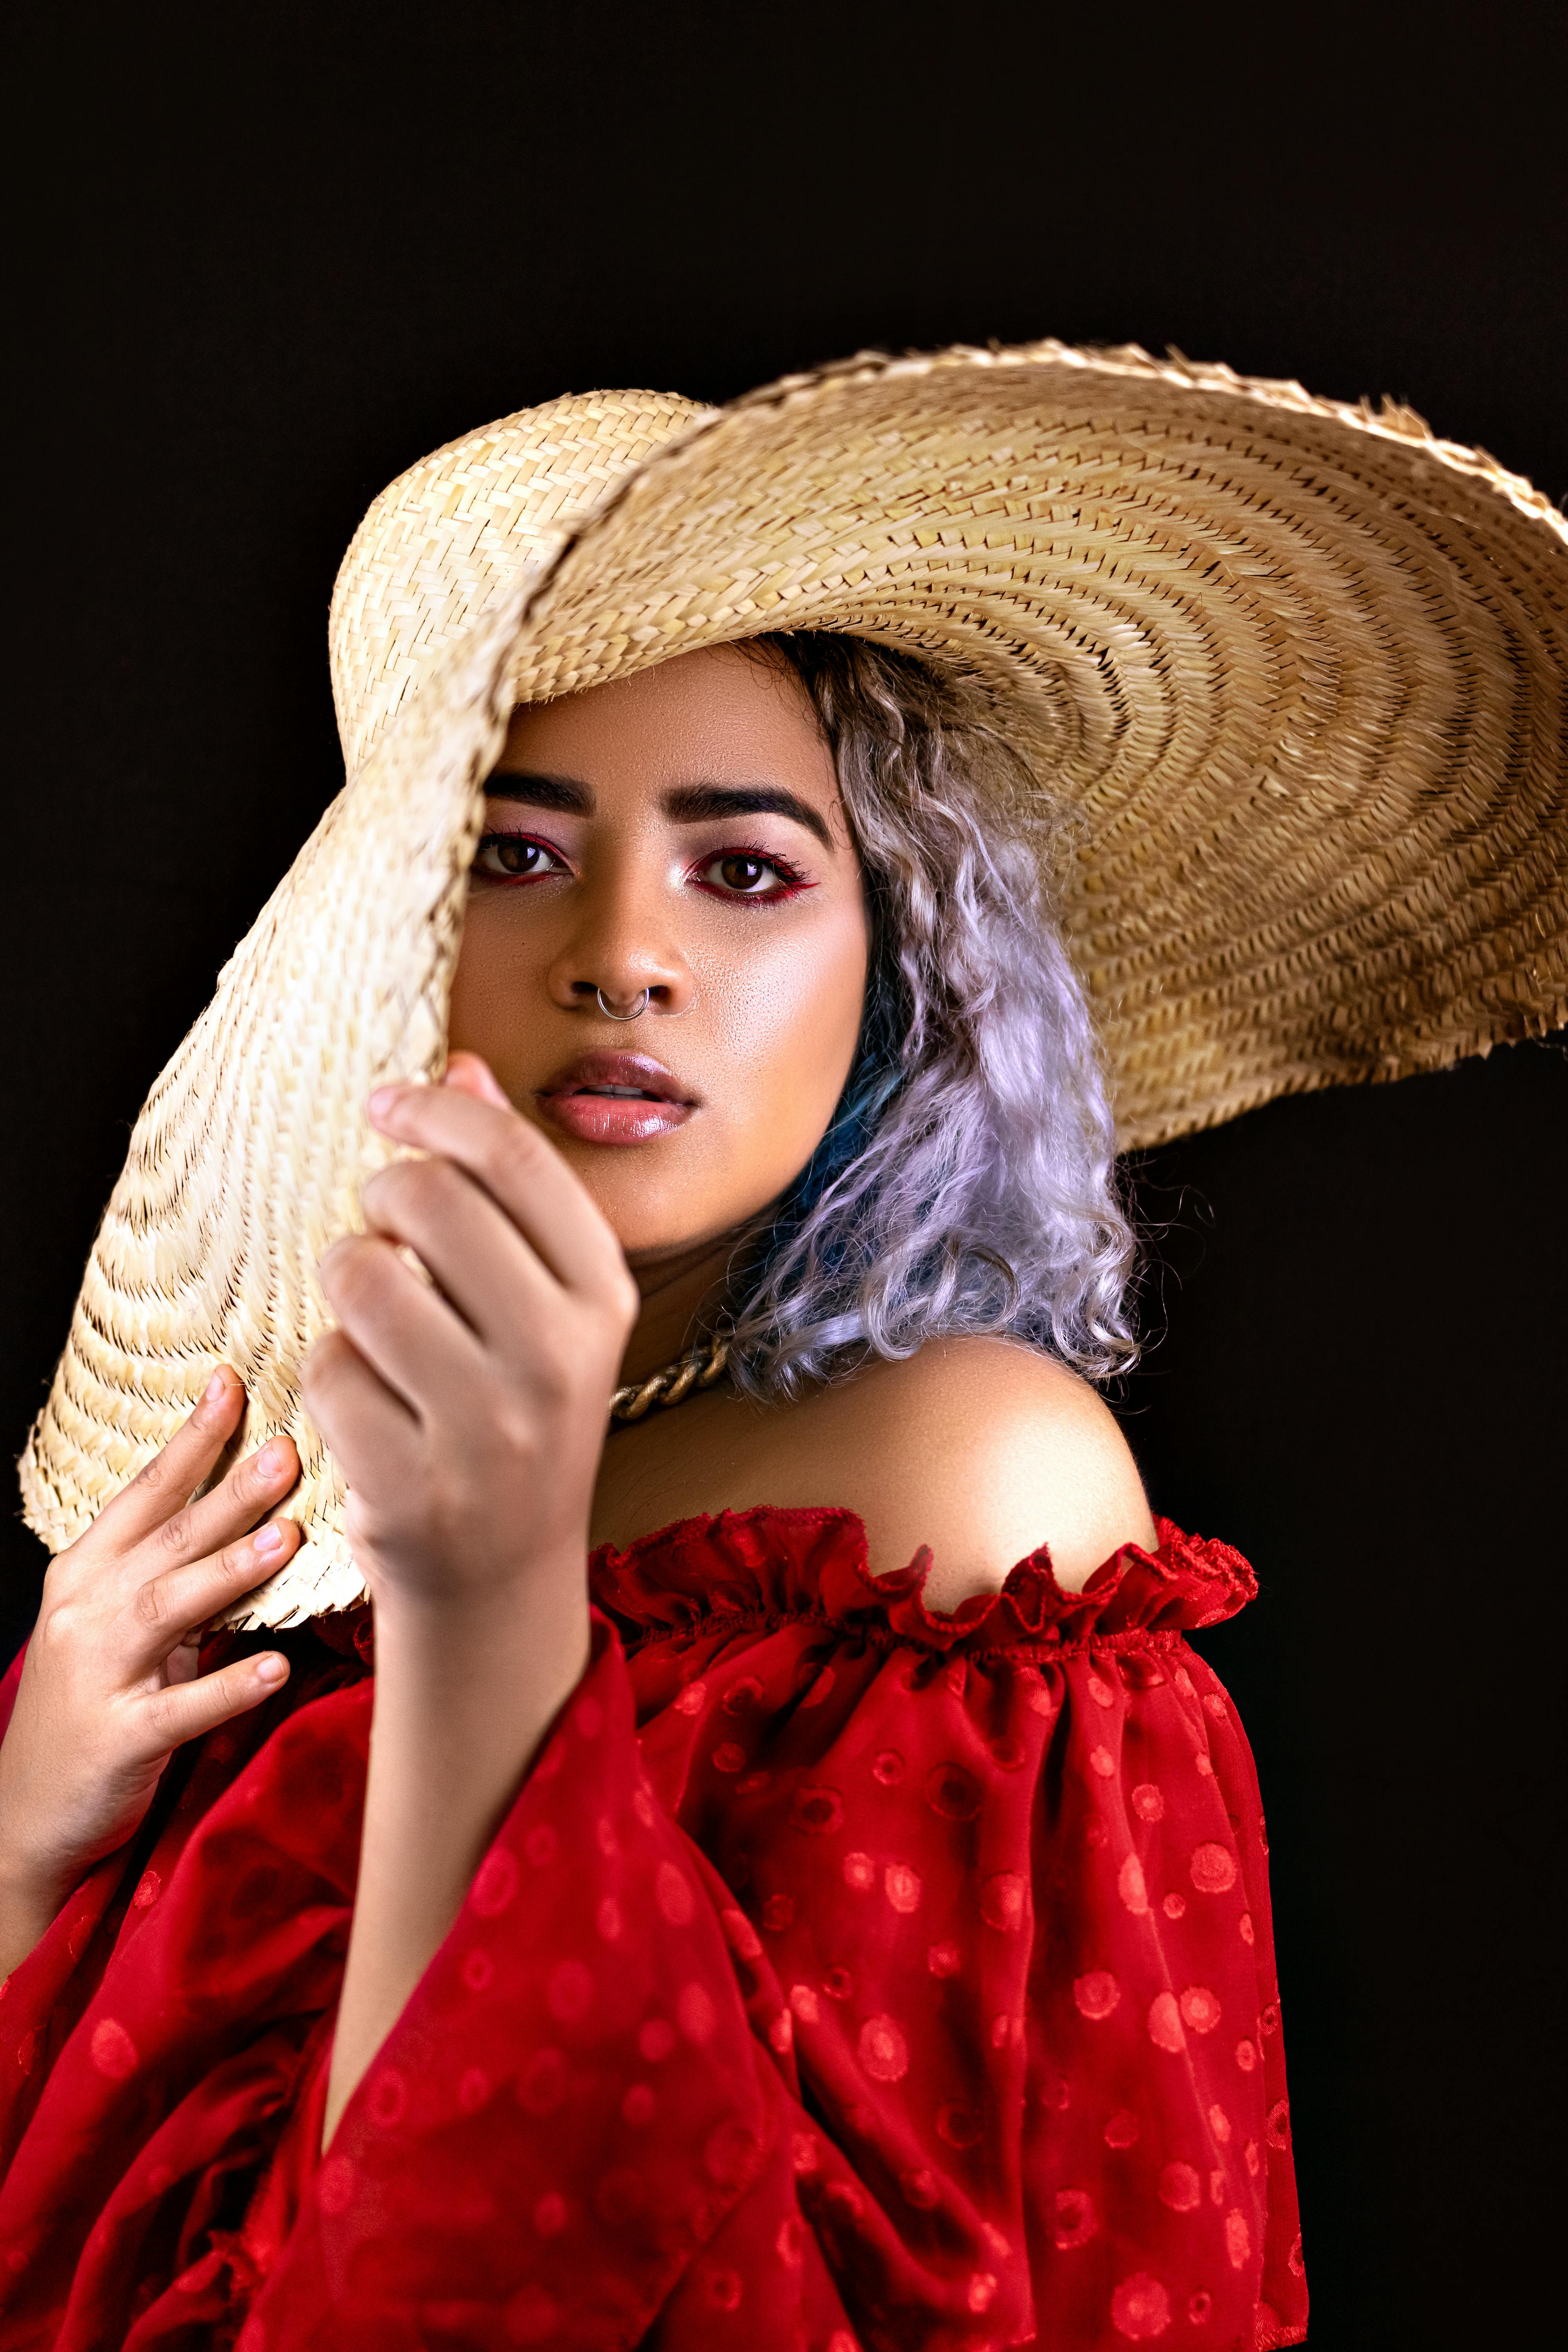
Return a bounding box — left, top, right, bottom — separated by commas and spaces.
617, 1233, 744, 1385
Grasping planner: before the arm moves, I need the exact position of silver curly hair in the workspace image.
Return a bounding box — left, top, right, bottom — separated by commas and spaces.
721, 633, 1138, 1396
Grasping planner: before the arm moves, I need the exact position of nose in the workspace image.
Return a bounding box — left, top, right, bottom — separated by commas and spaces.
544, 871, 698, 1021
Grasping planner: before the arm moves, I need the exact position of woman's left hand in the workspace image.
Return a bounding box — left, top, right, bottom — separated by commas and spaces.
304, 1051, 640, 1619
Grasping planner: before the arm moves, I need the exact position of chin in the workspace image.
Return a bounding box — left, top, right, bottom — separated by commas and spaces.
589, 1170, 765, 1268
568, 1162, 718, 1252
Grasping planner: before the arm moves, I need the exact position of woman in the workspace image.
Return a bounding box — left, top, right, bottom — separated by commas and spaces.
2, 344, 1562, 2349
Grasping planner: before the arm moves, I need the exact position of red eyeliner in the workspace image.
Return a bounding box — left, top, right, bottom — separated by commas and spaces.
684, 843, 815, 902
475, 833, 815, 901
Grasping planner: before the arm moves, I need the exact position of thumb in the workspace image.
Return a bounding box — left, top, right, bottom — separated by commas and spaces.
443, 1050, 512, 1109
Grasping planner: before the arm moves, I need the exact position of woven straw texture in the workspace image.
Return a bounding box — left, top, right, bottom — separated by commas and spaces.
20, 341, 1568, 1628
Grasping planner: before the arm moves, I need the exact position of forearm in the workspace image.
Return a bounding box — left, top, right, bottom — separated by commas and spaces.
0, 1700, 91, 1978
0, 1865, 68, 1980
323, 1563, 592, 2145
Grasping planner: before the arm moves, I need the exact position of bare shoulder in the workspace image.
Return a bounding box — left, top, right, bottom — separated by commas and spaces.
593, 1334, 1156, 1611
795, 1338, 1157, 1607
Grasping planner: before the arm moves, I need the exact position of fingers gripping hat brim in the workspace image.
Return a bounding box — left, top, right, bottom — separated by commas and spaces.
20, 341, 1568, 1628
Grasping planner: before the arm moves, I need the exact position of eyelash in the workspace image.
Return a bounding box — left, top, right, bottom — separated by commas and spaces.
473, 833, 571, 884
473, 832, 813, 903
688, 842, 812, 902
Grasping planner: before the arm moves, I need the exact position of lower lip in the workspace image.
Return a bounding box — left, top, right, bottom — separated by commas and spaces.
538, 1091, 693, 1145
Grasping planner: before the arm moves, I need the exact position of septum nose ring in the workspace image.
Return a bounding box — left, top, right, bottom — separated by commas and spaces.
596, 986, 650, 1022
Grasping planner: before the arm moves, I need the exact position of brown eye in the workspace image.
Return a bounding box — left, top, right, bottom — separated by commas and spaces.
476, 837, 562, 879
692, 849, 806, 900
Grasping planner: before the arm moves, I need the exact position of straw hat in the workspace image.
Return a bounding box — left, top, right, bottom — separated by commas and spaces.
20, 340, 1567, 1628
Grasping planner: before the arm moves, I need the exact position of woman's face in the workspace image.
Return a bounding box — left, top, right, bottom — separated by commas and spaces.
448, 644, 871, 1264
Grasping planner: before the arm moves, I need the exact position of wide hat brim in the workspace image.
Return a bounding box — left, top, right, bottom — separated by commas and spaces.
20, 340, 1568, 1627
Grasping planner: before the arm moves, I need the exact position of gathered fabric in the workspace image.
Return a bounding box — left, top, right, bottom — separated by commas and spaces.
0, 1511, 1306, 2350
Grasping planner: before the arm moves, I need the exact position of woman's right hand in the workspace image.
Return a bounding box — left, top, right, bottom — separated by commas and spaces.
0, 1367, 303, 1976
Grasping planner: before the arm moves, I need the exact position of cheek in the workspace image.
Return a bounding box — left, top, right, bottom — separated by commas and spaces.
584, 899, 869, 1254
448, 905, 539, 1071
704, 901, 869, 1168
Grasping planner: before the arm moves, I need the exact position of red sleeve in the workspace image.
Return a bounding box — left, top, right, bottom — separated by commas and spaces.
1017, 1642, 1305, 2348
0, 1515, 1308, 2351
601, 1508, 1309, 2351
242, 1615, 838, 2349
2, 1617, 864, 2349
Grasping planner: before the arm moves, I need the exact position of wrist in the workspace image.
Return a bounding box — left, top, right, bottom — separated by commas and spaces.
370, 1535, 588, 1636
0, 1817, 74, 1909
0, 1861, 72, 1978
367, 1562, 592, 1733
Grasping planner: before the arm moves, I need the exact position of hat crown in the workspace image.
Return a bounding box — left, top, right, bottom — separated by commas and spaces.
328, 388, 709, 772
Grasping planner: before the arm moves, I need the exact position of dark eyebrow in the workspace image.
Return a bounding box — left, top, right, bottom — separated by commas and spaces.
484, 771, 593, 813
662, 783, 834, 852
485, 771, 836, 853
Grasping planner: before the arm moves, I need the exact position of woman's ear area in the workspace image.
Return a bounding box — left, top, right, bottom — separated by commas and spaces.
441, 1051, 512, 1109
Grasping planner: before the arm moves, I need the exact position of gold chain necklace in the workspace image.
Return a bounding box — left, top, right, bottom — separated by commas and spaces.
609, 1336, 731, 1425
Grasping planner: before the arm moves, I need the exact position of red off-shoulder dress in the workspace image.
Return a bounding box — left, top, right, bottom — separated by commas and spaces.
0, 1512, 1307, 2350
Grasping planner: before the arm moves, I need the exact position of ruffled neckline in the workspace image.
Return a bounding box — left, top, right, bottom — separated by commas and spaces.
589, 1508, 1254, 1657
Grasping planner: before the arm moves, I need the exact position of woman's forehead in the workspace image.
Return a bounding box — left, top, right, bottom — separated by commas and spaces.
498, 645, 837, 808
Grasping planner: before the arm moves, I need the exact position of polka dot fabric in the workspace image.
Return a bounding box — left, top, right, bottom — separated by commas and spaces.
0, 1513, 1306, 2348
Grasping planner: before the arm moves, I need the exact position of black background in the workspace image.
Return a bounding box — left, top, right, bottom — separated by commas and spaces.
7, 4, 1565, 2343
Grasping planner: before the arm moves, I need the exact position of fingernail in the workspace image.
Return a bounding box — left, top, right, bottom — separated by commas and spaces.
253, 1522, 286, 1560
203, 1370, 229, 1405
258, 1441, 289, 1479
368, 1086, 399, 1120
254, 1654, 287, 1685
